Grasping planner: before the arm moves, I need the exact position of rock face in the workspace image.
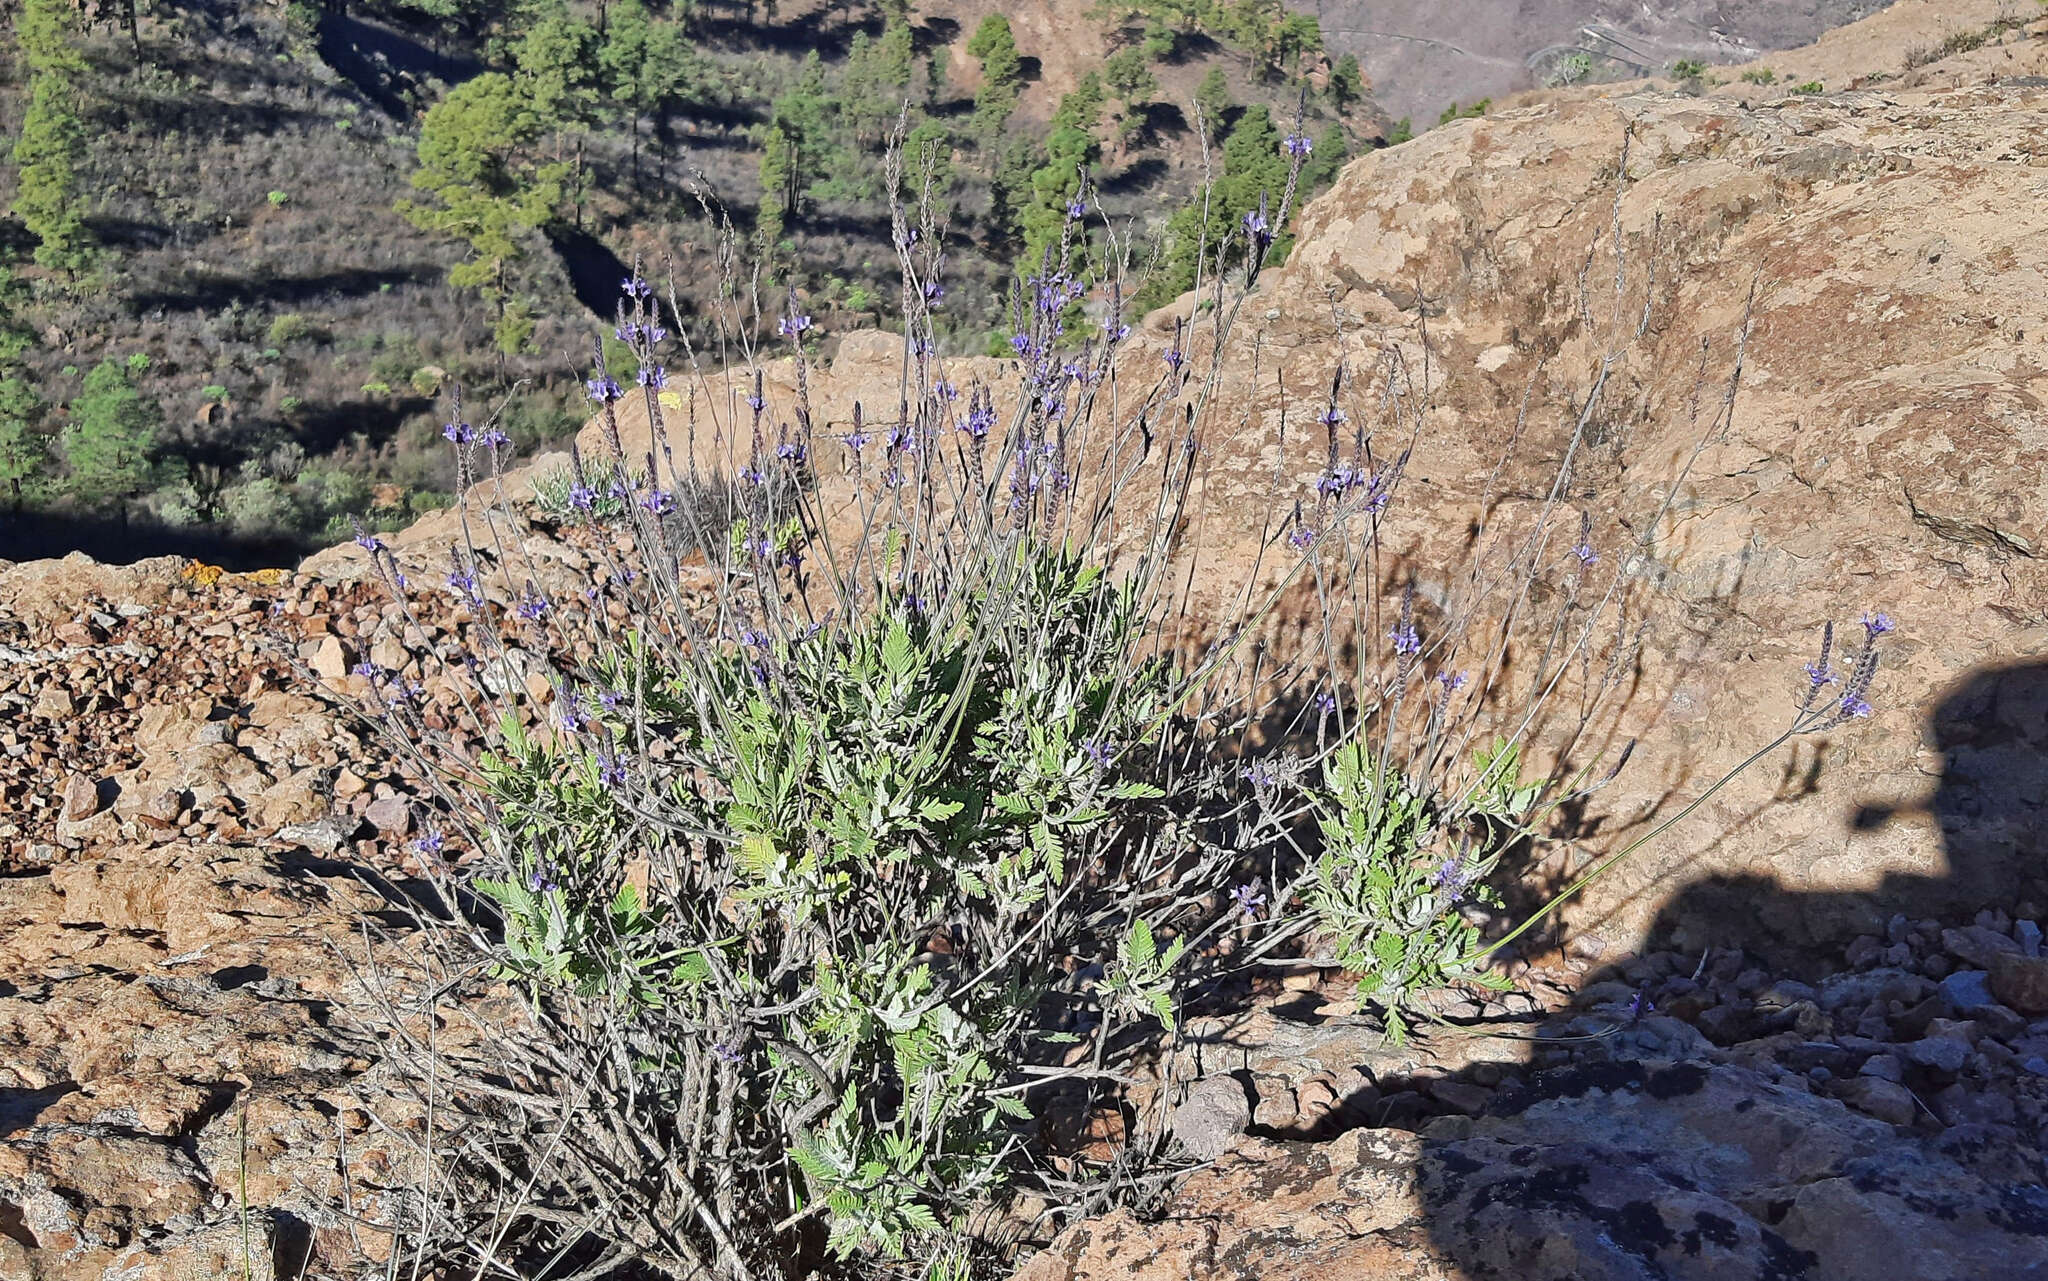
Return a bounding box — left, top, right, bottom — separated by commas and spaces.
1198, 19, 2048, 959
0, 841, 416, 1281
1016, 1061, 2048, 1281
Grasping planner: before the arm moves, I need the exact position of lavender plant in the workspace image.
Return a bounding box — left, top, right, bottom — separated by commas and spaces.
336, 125, 1889, 1280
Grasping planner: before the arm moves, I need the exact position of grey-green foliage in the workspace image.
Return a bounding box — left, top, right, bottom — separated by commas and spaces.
1305, 740, 1528, 1044
477, 542, 1179, 1256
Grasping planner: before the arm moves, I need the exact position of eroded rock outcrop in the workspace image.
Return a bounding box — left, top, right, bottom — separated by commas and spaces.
1020, 1061, 2048, 1281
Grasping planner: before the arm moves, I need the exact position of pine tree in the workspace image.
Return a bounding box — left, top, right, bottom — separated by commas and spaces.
0, 375, 48, 510
966, 15, 1021, 143
11, 0, 93, 275
398, 73, 566, 355
1329, 54, 1365, 109
756, 53, 829, 244
599, 0, 697, 190
61, 356, 159, 509
1193, 66, 1233, 134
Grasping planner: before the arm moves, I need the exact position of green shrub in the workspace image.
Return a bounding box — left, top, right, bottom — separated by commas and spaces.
1741, 67, 1777, 85
1795, 80, 1825, 94
266, 312, 316, 346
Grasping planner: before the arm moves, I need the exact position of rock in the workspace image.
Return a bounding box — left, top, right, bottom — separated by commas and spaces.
1426, 1078, 1492, 1116
1943, 926, 2022, 970
307, 635, 350, 683
363, 793, 411, 835
1172, 1076, 1253, 1161
1839, 1077, 1919, 1126
1903, 1035, 1970, 1077
1987, 953, 2048, 1015
2018, 920, 2043, 959
1017, 1062, 2048, 1281
59, 773, 101, 822
1939, 970, 1996, 1015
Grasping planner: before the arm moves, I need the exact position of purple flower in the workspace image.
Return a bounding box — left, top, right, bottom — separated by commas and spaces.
1241, 760, 1282, 789
1805, 660, 1836, 689
778, 313, 813, 338
637, 365, 668, 390
1317, 405, 1347, 429
1389, 623, 1421, 656
1283, 133, 1313, 158
1243, 210, 1269, 238
1163, 348, 1184, 371
568, 483, 596, 512
776, 440, 807, 465
1627, 988, 1655, 1021
1314, 690, 1338, 714
447, 568, 478, 598
1437, 670, 1469, 695
1231, 881, 1267, 919
443, 420, 473, 444
1082, 738, 1113, 768
598, 689, 625, 711
1288, 525, 1317, 551
479, 426, 510, 451
1066, 198, 1088, 219
586, 374, 624, 404
1432, 856, 1474, 894
352, 661, 382, 681
1572, 539, 1599, 566
746, 393, 766, 412
412, 830, 445, 857
1862, 611, 1895, 637
1103, 319, 1130, 342
615, 323, 641, 343
1838, 695, 1873, 719
518, 594, 549, 621
842, 431, 871, 453
923, 280, 946, 303
354, 532, 384, 552
933, 379, 958, 402
621, 276, 652, 299
1009, 333, 1033, 357
711, 1040, 744, 1064
640, 489, 674, 515
596, 752, 629, 789
527, 865, 559, 893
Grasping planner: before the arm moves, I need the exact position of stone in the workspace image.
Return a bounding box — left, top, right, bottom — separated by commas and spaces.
60, 773, 101, 822
1987, 953, 2048, 1015
363, 793, 411, 835
1943, 926, 2022, 970
1939, 970, 1996, 1015
1839, 1077, 1919, 1126
1902, 1035, 1970, 1077
1172, 1076, 1252, 1161
307, 635, 350, 683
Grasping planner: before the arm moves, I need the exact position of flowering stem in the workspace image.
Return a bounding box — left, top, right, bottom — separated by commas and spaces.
1456, 724, 1800, 968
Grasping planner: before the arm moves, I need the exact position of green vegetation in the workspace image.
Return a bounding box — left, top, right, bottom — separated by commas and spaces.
1795, 80, 1825, 95
61, 355, 160, 511
1437, 98, 1490, 126
1741, 67, 1777, 85
1670, 58, 1707, 80
11, 0, 94, 275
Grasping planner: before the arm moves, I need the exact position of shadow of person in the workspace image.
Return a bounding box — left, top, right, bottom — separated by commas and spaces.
1633, 657, 2048, 977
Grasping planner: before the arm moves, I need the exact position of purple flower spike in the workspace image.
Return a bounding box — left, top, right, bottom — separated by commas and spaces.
586, 374, 624, 404
1862, 612, 1895, 637
1231, 882, 1267, 919
777, 313, 813, 338
1389, 623, 1421, 656
1283, 133, 1313, 158
443, 420, 473, 444
479, 427, 510, 451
